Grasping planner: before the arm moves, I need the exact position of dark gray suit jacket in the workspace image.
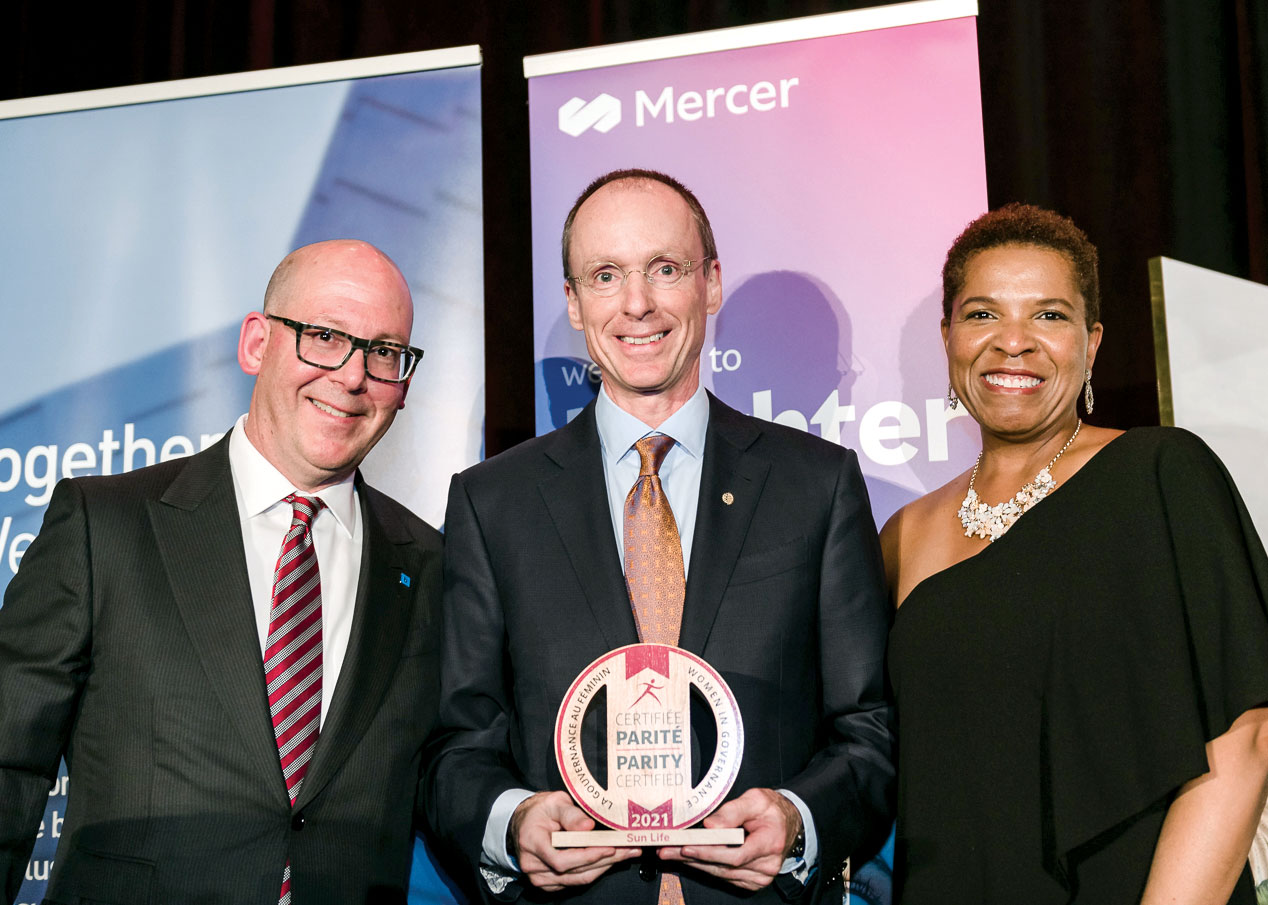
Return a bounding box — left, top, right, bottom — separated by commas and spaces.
424, 393, 894, 904
0, 433, 443, 905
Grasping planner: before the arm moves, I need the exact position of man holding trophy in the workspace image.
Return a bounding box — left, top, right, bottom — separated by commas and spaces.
425, 169, 894, 904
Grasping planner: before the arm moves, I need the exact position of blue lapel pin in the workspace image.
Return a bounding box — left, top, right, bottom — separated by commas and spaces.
399, 572, 411, 588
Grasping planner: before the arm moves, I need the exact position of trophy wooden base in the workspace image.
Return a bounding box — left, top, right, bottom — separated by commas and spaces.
553, 827, 745, 848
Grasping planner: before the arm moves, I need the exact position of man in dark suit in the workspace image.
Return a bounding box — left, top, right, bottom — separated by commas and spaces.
425, 170, 893, 904
0, 239, 443, 905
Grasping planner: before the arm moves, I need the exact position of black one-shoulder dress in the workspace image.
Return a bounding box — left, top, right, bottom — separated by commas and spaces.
889, 428, 1268, 903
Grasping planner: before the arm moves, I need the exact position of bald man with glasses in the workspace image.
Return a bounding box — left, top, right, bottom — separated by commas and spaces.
0, 239, 443, 905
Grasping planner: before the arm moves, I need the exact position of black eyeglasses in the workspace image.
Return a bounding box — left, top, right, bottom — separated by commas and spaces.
267, 315, 423, 384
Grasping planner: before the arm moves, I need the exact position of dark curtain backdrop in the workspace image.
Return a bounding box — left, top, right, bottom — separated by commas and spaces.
4, 1, 1264, 455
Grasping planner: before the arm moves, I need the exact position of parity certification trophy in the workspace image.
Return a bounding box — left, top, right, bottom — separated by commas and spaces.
553, 643, 745, 847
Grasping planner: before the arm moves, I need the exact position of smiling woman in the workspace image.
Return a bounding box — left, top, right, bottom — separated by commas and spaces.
944, 243, 1099, 447
880, 204, 1268, 904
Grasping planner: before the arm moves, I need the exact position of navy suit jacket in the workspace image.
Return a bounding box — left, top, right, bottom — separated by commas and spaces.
0, 433, 443, 905
425, 393, 893, 904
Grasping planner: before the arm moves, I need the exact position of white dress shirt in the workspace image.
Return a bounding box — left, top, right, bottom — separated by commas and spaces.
227, 414, 362, 728
482, 386, 817, 881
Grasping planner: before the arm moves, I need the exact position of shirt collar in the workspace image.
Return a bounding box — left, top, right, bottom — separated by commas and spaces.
228, 414, 358, 537
595, 383, 709, 467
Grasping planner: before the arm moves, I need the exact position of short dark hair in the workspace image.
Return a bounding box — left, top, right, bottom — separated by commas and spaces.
561, 169, 717, 278
942, 202, 1100, 324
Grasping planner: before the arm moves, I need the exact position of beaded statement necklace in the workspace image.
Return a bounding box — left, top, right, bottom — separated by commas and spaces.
958, 419, 1082, 542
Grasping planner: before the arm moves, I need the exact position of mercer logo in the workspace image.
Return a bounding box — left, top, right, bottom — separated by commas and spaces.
558, 93, 622, 136
556, 78, 799, 137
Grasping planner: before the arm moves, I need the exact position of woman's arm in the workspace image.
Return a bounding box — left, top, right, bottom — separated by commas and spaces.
1141, 706, 1268, 904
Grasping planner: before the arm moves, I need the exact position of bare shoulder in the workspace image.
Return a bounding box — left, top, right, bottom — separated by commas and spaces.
881, 485, 951, 556
881, 472, 977, 609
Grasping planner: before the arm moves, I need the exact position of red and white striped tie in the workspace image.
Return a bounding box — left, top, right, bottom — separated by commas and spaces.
266, 494, 325, 904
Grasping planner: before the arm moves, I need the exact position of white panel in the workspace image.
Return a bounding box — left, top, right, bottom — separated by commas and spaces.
0, 46, 482, 120
1157, 256, 1268, 534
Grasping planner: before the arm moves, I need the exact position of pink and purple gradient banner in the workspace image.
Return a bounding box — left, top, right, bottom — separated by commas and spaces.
528, 6, 987, 526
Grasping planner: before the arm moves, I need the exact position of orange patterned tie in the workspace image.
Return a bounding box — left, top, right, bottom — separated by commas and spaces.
623, 434, 687, 905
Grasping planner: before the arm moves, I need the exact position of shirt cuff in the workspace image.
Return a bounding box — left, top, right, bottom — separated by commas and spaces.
777, 788, 818, 882
482, 788, 535, 873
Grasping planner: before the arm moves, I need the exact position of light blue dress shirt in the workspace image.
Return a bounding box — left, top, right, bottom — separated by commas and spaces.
594, 383, 708, 576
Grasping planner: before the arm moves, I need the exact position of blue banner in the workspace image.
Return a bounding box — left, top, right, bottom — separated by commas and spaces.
0, 52, 482, 905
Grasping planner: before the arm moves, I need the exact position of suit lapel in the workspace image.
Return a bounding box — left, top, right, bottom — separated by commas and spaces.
149, 436, 290, 806
296, 484, 417, 809
538, 405, 638, 650
679, 394, 770, 653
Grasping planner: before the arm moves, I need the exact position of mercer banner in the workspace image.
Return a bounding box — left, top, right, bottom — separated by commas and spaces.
527, 5, 984, 897
526, 0, 987, 530
0, 48, 482, 905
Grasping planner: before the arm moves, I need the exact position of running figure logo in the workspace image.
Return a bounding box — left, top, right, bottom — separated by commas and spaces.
632, 679, 663, 707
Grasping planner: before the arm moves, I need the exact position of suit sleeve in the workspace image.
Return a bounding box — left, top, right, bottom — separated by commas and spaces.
782, 449, 895, 880
422, 473, 529, 890
0, 479, 93, 903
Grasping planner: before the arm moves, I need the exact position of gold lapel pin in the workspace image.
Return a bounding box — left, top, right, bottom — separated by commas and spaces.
722, 492, 734, 506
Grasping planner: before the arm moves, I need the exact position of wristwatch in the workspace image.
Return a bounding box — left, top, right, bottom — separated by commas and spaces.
788, 825, 806, 860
